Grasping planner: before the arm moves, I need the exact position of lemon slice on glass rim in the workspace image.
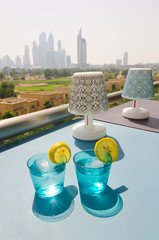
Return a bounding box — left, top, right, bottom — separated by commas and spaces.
48, 142, 71, 164
94, 137, 119, 163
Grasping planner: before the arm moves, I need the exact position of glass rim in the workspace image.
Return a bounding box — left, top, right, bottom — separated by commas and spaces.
27, 152, 66, 172
73, 149, 112, 169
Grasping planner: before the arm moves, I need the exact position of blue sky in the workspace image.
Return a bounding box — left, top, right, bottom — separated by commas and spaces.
1, 0, 159, 65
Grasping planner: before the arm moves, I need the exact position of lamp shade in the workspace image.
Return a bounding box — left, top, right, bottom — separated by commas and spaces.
68, 72, 109, 115
68, 72, 109, 141
122, 68, 154, 99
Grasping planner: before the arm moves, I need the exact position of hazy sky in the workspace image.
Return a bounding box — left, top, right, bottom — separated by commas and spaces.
1, 0, 159, 65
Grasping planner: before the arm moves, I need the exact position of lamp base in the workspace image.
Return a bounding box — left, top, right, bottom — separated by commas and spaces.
122, 107, 149, 119
72, 121, 106, 141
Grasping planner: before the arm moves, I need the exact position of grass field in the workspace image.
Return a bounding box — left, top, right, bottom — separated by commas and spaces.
153, 86, 159, 100
14, 78, 72, 91
16, 85, 56, 91
10, 78, 159, 99
153, 94, 159, 100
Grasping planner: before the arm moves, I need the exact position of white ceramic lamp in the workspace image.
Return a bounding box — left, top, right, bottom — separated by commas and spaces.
68, 72, 109, 141
122, 68, 154, 119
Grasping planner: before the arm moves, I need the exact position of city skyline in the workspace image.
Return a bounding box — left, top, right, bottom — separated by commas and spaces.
0, 32, 72, 69
1, 0, 159, 65
0, 30, 130, 69
32, 32, 70, 69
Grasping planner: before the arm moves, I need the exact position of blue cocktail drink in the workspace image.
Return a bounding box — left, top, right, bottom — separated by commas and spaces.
27, 153, 66, 198
73, 150, 112, 195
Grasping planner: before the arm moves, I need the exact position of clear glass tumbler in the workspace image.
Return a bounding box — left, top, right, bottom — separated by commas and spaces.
27, 153, 66, 198
73, 150, 111, 195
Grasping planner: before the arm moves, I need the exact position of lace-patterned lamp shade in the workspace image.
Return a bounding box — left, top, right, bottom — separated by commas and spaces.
122, 68, 154, 119
68, 72, 109, 140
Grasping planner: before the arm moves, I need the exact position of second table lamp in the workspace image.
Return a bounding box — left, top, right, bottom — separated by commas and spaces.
122, 68, 154, 119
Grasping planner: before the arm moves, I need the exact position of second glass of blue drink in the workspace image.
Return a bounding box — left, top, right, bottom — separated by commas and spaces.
73, 150, 112, 195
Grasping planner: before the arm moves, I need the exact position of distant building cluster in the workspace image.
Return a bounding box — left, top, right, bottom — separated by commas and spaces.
116, 52, 128, 67
0, 55, 16, 70
0, 29, 131, 70
0, 30, 87, 70
0, 86, 71, 117
32, 32, 70, 69
0, 32, 75, 70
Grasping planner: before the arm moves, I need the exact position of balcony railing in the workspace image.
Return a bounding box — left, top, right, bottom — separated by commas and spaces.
1, 81, 159, 142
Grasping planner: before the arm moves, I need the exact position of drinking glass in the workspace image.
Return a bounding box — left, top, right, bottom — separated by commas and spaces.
73, 150, 111, 195
27, 153, 66, 198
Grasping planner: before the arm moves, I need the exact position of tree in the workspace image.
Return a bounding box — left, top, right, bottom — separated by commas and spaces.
104, 73, 117, 81
110, 68, 120, 74
44, 68, 73, 79
20, 75, 25, 80
44, 69, 53, 79
0, 82, 16, 98
10, 70, 19, 79
0, 72, 5, 81
1, 110, 15, 119
111, 84, 116, 91
43, 100, 53, 109
122, 69, 128, 77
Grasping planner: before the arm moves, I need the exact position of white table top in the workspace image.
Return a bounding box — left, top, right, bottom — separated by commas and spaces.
0, 119, 159, 240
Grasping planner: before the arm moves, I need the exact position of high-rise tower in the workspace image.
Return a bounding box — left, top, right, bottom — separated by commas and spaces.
55, 40, 66, 69
32, 41, 39, 66
15, 56, 22, 68
47, 32, 54, 53
23, 45, 30, 69
38, 32, 47, 68
77, 29, 87, 68
123, 51, 128, 66
46, 32, 55, 68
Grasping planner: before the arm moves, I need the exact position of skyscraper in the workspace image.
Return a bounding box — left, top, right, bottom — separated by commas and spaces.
116, 58, 122, 67
46, 32, 55, 68
66, 55, 71, 68
15, 56, 22, 68
55, 40, 66, 69
38, 32, 47, 68
23, 45, 30, 69
123, 51, 128, 66
47, 32, 54, 53
77, 29, 87, 68
32, 41, 39, 66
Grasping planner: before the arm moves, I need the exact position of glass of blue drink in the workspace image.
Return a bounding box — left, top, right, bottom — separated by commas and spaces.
73, 150, 112, 195
27, 153, 66, 198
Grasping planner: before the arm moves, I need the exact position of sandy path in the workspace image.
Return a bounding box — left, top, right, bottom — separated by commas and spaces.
17, 83, 48, 87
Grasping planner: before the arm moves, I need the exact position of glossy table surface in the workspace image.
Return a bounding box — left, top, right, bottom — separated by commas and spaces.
0, 118, 159, 240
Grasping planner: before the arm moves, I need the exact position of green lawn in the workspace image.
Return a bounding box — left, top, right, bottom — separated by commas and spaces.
14, 78, 72, 92
16, 85, 55, 91
153, 86, 159, 101
153, 94, 159, 101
